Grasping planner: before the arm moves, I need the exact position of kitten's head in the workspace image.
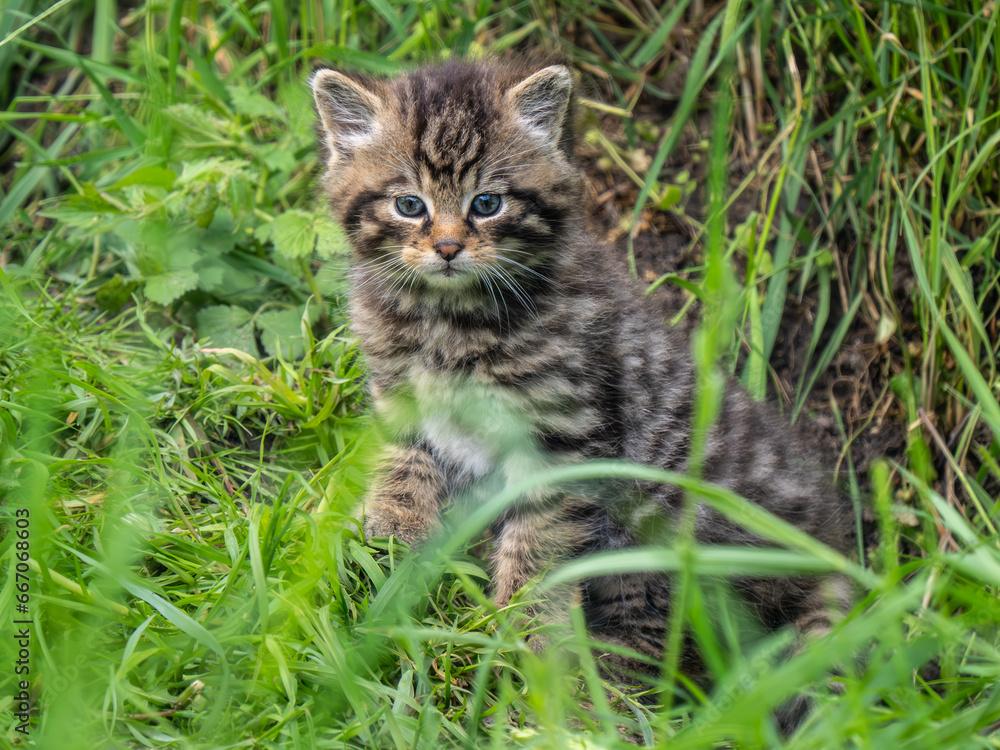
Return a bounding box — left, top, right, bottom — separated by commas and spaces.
311, 60, 583, 314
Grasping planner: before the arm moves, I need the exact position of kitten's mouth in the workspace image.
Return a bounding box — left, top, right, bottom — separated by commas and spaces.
419, 261, 476, 290
433, 262, 471, 281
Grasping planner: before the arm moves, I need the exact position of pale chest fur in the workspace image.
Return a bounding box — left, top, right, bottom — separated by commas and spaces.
371, 350, 597, 497
381, 363, 540, 488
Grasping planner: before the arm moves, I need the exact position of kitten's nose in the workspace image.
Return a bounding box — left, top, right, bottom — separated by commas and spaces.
434, 240, 463, 261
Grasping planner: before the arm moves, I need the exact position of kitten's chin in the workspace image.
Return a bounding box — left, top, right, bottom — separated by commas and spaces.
420, 266, 478, 291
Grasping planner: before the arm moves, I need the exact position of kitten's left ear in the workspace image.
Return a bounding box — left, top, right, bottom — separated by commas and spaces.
506, 65, 575, 151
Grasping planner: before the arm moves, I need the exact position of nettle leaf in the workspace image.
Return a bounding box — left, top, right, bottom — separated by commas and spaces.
257, 309, 304, 359
226, 171, 255, 217
41, 203, 126, 232
69, 183, 124, 212
262, 145, 297, 174
0, 410, 22, 491
163, 103, 227, 138
196, 305, 255, 352
137, 223, 206, 304
257, 304, 320, 359
204, 256, 259, 299
195, 260, 226, 290
188, 183, 219, 228
194, 220, 240, 257
253, 221, 272, 244
110, 166, 178, 191
228, 85, 285, 120
177, 157, 249, 184
145, 269, 200, 304
95, 274, 139, 313
263, 210, 350, 260
135, 252, 165, 277
270, 209, 315, 259
140, 219, 196, 257
176, 159, 257, 219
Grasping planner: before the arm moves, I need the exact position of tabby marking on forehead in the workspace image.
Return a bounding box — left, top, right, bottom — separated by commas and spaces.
417, 118, 485, 183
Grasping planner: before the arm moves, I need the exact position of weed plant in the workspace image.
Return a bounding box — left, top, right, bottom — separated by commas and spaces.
1, 1, 999, 748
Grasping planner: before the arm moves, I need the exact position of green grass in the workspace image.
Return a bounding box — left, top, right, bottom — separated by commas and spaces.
1, 0, 999, 748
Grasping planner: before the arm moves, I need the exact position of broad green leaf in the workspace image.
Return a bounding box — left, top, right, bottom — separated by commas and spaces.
205, 257, 260, 300
95, 275, 139, 313
109, 166, 178, 191
194, 260, 226, 290
163, 102, 227, 138
196, 305, 253, 353
177, 157, 249, 184
271, 209, 316, 259
262, 145, 297, 174
258, 308, 307, 359
192, 222, 240, 257
188, 182, 219, 227
228, 85, 285, 120
145, 269, 199, 304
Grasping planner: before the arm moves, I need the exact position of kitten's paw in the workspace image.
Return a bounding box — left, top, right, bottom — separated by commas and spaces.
490, 582, 521, 610
525, 629, 551, 654
774, 693, 812, 736
361, 503, 439, 547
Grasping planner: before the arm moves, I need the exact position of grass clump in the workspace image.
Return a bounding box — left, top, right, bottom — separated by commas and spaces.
1, 1, 999, 748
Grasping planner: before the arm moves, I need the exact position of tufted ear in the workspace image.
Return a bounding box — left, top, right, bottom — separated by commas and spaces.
310, 69, 382, 161
505, 65, 574, 151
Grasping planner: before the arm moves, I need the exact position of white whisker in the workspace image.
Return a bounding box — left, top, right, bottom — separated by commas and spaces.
490, 265, 536, 315
493, 255, 553, 285
475, 269, 504, 328
495, 246, 533, 257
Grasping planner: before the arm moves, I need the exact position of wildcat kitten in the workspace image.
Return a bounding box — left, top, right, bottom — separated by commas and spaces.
310, 59, 853, 714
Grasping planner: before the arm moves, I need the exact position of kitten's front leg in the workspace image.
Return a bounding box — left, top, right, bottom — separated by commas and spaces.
490, 509, 549, 607
490, 503, 588, 635
361, 444, 446, 546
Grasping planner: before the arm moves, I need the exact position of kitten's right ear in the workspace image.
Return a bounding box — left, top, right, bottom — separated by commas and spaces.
506, 65, 574, 152
310, 69, 381, 160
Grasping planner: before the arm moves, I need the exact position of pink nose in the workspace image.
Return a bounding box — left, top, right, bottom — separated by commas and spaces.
434, 240, 463, 261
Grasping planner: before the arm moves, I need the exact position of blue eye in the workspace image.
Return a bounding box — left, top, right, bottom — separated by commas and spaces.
395, 196, 426, 217
470, 194, 502, 217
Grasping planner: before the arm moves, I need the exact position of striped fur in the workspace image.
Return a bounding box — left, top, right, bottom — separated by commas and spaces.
312, 60, 855, 720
